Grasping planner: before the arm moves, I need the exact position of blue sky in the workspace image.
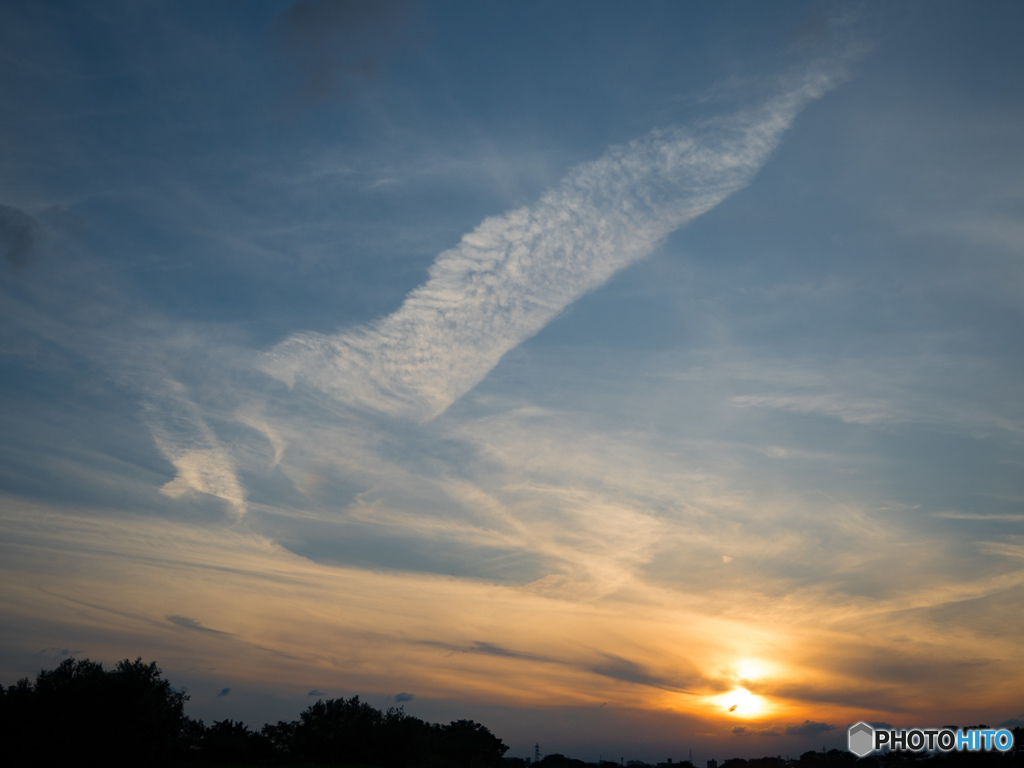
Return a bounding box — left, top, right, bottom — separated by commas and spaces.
2, 0, 1024, 762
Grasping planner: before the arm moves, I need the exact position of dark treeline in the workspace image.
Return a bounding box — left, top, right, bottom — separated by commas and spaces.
0, 657, 507, 767
519, 744, 1024, 768
2, 658, 1023, 768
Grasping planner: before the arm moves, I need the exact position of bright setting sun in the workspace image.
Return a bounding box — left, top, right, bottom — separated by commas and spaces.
710, 687, 772, 719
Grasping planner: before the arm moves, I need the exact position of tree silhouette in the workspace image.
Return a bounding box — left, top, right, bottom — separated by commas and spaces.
0, 657, 189, 767
291, 695, 387, 764
434, 718, 510, 767
200, 718, 276, 764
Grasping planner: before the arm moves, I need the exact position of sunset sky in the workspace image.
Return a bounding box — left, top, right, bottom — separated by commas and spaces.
2, 0, 1024, 763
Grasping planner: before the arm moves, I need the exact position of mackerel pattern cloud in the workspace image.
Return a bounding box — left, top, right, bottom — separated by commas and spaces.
262, 67, 845, 421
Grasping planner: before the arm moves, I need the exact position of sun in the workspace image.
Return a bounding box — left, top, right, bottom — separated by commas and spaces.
710, 686, 770, 718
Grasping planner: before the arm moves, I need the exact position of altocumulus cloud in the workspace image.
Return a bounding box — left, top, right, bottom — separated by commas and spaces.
261, 44, 861, 423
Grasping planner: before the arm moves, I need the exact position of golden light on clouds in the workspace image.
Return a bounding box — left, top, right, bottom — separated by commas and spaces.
5, 486, 1024, 741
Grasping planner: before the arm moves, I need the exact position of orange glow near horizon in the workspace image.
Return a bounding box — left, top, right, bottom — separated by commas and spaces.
4, 498, 1024, 740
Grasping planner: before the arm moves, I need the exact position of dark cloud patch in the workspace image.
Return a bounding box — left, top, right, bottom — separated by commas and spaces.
413, 639, 558, 664
758, 679, 908, 713
589, 654, 697, 693
36, 647, 81, 657
286, 524, 549, 585
415, 639, 702, 694
43, 589, 174, 633
766, 648, 996, 712
217, 687, 231, 697
785, 720, 836, 736
470, 641, 554, 663
733, 726, 746, 734
308, 689, 326, 697
165, 615, 232, 635
0, 204, 41, 269
394, 692, 414, 702
999, 717, 1024, 728
275, 0, 420, 103
256, 645, 302, 660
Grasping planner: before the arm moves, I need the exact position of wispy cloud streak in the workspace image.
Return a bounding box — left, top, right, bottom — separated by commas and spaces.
144, 380, 247, 517
262, 62, 854, 421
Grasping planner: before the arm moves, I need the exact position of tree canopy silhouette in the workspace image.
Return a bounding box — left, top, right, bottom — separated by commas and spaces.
0, 658, 510, 767
0, 657, 189, 767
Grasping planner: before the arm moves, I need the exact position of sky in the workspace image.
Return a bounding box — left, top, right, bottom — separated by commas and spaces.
1, 0, 1024, 762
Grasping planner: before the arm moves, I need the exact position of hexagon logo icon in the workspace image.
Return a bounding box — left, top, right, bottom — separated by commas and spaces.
848, 722, 875, 756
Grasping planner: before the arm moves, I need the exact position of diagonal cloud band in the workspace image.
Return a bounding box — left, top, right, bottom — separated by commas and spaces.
262, 62, 854, 422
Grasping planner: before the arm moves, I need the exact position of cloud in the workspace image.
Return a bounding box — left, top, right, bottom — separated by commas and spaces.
415, 639, 559, 664
262, 57, 857, 422
730, 393, 893, 425
275, 0, 418, 103
217, 687, 231, 697
935, 513, 1024, 522
145, 381, 246, 518
589, 654, 696, 693
998, 717, 1024, 728
785, 720, 836, 736
470, 641, 555, 663
731, 725, 782, 736
166, 615, 232, 636
0, 204, 41, 269
308, 689, 326, 697
394, 692, 414, 702
36, 647, 80, 657
414, 637, 702, 697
